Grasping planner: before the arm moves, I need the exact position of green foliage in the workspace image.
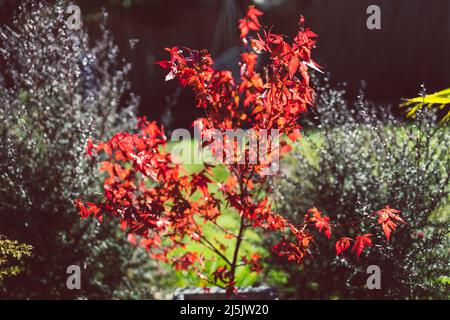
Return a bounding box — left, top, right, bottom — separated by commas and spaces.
0, 236, 32, 280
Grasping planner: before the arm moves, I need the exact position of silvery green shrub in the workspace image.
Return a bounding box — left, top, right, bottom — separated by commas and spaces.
0, 0, 171, 298
269, 78, 449, 299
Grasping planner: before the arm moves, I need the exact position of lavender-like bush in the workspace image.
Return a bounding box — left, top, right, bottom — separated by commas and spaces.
0, 0, 171, 299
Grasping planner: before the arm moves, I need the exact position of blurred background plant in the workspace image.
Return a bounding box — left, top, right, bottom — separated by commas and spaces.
267, 78, 449, 299
401, 87, 450, 122
2, 0, 447, 129
0, 235, 32, 280
0, 0, 174, 299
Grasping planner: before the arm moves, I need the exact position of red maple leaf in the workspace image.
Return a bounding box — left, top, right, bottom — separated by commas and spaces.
375, 206, 406, 241
242, 253, 263, 273
335, 237, 353, 256
238, 5, 263, 39
85, 138, 96, 157
173, 252, 199, 271
74, 5, 409, 296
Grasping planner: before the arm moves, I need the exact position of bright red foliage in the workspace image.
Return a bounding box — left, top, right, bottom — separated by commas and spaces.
76, 6, 407, 294
307, 207, 332, 239
352, 234, 373, 259
238, 5, 263, 39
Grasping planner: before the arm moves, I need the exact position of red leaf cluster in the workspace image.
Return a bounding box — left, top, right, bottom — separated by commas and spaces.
238, 5, 263, 39
307, 207, 332, 239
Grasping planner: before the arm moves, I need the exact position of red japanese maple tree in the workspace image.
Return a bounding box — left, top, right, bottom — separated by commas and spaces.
76, 6, 405, 294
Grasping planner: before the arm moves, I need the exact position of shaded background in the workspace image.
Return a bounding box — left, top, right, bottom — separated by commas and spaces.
1, 0, 449, 128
